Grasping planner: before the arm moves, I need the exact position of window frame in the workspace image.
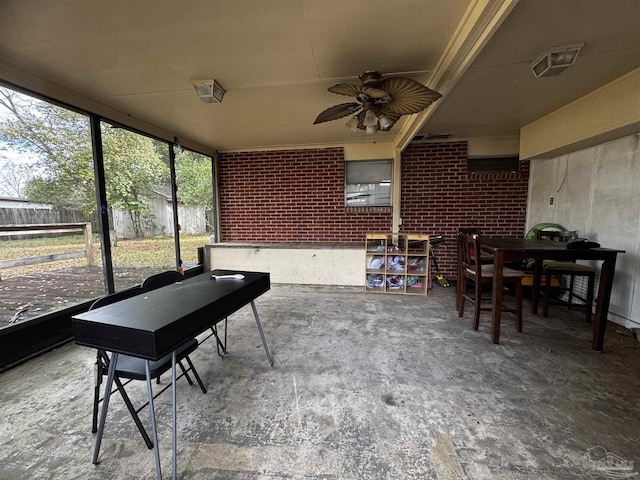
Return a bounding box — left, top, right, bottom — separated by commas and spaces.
344, 159, 393, 207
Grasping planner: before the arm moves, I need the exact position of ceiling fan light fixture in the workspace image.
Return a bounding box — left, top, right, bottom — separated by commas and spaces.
365, 125, 377, 135
345, 116, 359, 131
530, 43, 583, 78
191, 79, 226, 103
363, 109, 378, 127
378, 114, 393, 131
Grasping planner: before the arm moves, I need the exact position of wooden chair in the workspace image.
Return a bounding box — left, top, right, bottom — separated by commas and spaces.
536, 230, 596, 323
456, 228, 492, 311
90, 286, 206, 449
458, 233, 523, 340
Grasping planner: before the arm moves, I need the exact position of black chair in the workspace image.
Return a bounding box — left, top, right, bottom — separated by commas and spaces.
536, 230, 596, 323
458, 233, 523, 342
140, 269, 185, 290
142, 270, 228, 356
90, 286, 206, 450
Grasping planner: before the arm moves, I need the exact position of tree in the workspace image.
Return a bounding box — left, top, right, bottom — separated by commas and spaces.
0, 87, 169, 236
0, 157, 34, 198
0, 88, 94, 211
175, 149, 213, 207
102, 128, 169, 237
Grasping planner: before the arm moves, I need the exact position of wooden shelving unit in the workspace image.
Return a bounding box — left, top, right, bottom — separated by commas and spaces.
365, 233, 429, 295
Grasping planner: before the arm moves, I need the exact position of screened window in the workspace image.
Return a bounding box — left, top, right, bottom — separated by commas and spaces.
0, 85, 216, 327
345, 160, 392, 207
467, 155, 520, 173
0, 84, 217, 368
0, 86, 105, 326
174, 148, 214, 268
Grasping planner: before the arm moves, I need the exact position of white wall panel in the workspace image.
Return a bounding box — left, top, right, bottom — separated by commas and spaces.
527, 134, 640, 328
207, 245, 365, 286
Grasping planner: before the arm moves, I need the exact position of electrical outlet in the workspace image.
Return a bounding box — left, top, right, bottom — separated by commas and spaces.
549, 197, 554, 205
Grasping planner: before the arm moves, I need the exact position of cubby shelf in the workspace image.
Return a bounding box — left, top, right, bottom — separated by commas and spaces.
365, 233, 430, 295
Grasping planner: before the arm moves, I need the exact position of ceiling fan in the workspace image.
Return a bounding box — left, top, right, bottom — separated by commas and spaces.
313, 71, 442, 134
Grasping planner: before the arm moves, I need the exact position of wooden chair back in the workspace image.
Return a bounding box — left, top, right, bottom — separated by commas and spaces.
458, 227, 482, 235
459, 233, 481, 272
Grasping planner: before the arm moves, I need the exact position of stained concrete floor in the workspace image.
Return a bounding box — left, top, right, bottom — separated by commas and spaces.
1, 284, 639, 479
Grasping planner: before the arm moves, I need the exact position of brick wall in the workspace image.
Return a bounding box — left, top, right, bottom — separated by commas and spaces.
217, 148, 392, 242
217, 143, 530, 278
400, 141, 530, 277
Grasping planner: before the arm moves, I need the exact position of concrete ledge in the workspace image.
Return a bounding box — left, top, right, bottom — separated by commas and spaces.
206, 242, 365, 286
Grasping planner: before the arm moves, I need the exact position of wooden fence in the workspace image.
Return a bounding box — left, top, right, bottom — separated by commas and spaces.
0, 207, 93, 229
0, 223, 94, 280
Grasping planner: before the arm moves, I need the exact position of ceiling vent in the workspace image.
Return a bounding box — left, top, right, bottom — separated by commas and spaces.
411, 133, 453, 143
530, 44, 583, 78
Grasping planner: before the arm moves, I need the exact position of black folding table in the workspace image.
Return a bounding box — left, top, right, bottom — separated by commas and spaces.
72, 270, 273, 480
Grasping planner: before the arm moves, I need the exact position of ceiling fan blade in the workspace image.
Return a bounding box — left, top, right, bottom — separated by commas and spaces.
313, 102, 361, 124
380, 77, 442, 115
327, 83, 363, 97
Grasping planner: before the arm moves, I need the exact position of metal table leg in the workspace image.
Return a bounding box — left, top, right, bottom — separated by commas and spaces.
145, 360, 162, 480
172, 350, 177, 480
93, 352, 118, 464
251, 301, 273, 367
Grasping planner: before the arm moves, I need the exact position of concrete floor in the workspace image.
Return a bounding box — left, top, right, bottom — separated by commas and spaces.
0, 284, 638, 479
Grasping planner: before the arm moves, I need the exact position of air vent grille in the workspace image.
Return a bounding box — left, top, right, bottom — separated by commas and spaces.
411, 133, 453, 143
467, 155, 520, 173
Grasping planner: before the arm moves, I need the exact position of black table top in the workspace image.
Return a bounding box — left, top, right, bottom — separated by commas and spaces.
72, 270, 270, 360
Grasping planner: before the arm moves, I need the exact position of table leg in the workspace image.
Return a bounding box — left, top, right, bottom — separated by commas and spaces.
93, 352, 118, 465
492, 251, 504, 344
593, 253, 618, 351
172, 351, 177, 480
456, 237, 463, 311
251, 301, 273, 366
531, 259, 543, 314
145, 360, 162, 480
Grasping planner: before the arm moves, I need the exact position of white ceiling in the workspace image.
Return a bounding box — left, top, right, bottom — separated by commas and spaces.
0, 0, 638, 152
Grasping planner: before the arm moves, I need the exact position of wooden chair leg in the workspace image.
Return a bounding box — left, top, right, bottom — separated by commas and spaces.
586, 274, 595, 324
473, 278, 481, 330
458, 277, 466, 318
543, 272, 551, 318
568, 274, 576, 309
456, 269, 464, 313
515, 280, 523, 332
456, 244, 463, 311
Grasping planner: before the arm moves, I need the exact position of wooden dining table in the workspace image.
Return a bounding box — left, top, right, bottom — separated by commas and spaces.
479, 238, 624, 350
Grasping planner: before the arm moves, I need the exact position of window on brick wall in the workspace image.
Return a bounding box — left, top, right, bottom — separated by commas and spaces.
345, 159, 392, 206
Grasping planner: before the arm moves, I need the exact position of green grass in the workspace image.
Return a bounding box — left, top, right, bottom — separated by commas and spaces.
0, 234, 210, 278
